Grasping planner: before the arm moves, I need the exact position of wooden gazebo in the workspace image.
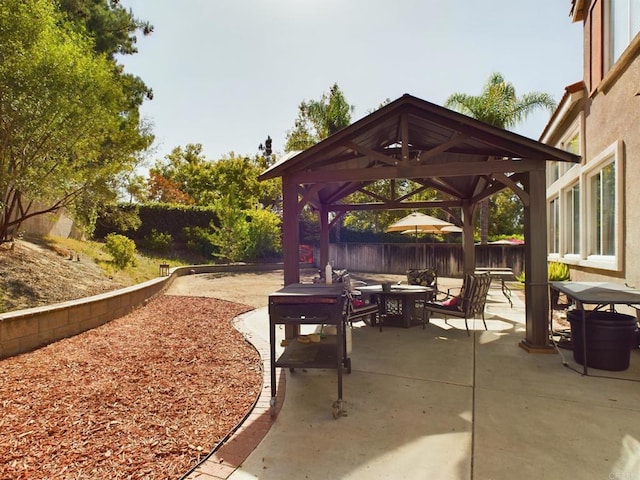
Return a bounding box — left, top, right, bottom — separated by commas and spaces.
259, 94, 580, 352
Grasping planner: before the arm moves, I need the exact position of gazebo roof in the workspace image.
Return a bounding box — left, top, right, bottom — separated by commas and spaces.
259, 94, 580, 212
262, 93, 576, 351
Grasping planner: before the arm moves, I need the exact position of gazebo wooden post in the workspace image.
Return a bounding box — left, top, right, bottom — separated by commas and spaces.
519, 166, 552, 352
282, 175, 300, 286
282, 175, 302, 339
461, 202, 476, 275
319, 204, 330, 275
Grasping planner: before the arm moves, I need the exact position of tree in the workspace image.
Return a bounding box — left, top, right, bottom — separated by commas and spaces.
489, 190, 524, 237
147, 172, 195, 204
147, 145, 281, 211
210, 192, 247, 263
147, 144, 208, 204
57, 0, 153, 59
444, 72, 556, 243
0, 0, 153, 243
284, 83, 354, 152
58, 0, 155, 205
283, 83, 354, 241
244, 206, 282, 261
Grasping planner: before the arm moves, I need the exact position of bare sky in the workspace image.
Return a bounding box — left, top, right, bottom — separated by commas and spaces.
118, 0, 583, 165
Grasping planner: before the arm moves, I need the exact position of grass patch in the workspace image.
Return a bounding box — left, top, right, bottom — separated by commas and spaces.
46, 236, 200, 286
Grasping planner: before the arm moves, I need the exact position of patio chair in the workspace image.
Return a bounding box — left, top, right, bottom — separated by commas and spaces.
342, 274, 380, 327
406, 268, 438, 320
406, 267, 438, 290
423, 273, 492, 335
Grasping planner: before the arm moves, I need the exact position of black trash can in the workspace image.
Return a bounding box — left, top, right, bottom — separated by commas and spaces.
567, 310, 638, 371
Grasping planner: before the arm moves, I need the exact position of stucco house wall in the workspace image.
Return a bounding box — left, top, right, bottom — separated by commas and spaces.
543, 0, 640, 288
586, 54, 640, 285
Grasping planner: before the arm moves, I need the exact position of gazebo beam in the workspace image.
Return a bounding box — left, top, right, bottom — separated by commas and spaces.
330, 199, 464, 212
291, 158, 541, 184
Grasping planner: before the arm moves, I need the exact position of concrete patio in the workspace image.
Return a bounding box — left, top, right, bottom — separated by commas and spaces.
183, 275, 640, 480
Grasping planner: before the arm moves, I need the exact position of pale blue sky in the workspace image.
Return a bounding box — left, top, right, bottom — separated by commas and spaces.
118, 0, 583, 164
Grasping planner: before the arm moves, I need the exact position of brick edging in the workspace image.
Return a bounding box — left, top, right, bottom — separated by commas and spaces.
183, 309, 285, 479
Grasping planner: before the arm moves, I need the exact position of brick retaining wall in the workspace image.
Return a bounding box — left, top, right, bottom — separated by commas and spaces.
0, 263, 282, 360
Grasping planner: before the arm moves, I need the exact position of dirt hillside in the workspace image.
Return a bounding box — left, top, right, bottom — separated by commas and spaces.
0, 239, 124, 313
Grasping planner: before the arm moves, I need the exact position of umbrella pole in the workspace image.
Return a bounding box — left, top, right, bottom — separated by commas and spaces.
414, 226, 418, 267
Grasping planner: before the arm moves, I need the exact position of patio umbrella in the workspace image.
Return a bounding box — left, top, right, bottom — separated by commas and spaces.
387, 212, 455, 237
400, 224, 463, 236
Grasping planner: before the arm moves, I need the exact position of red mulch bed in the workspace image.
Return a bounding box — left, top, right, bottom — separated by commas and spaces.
0, 295, 262, 479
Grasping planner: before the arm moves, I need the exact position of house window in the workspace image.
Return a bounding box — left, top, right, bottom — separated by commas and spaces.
548, 126, 580, 187
547, 141, 621, 271
563, 130, 580, 155
611, 0, 640, 64
549, 196, 560, 255
565, 183, 580, 255
548, 162, 560, 186
589, 161, 616, 256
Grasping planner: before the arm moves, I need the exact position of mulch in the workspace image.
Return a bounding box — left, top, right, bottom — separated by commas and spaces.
0, 295, 262, 479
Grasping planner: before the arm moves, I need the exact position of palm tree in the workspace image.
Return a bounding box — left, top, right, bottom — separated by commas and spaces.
445, 72, 557, 243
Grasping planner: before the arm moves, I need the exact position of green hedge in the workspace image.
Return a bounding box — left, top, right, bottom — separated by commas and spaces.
94, 203, 217, 244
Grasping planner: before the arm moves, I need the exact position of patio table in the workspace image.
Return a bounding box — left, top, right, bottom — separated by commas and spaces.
550, 281, 640, 375
475, 267, 515, 307
358, 284, 433, 328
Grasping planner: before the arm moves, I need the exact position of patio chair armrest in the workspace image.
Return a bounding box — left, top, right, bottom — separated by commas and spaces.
433, 288, 457, 301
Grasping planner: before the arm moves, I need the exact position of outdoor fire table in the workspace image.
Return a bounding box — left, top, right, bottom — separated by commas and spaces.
550, 281, 640, 375
358, 284, 434, 329
268, 283, 348, 418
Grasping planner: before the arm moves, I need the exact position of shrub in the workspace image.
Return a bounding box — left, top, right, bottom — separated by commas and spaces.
244, 208, 282, 261
141, 229, 173, 254
104, 233, 137, 269
183, 226, 216, 258
516, 261, 570, 283
548, 261, 570, 281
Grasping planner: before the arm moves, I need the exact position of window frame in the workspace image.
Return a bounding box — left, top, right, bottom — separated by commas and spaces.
564, 181, 581, 258
600, 0, 640, 92
583, 141, 622, 270
608, 0, 640, 67
547, 121, 581, 187
548, 195, 561, 257
547, 140, 623, 272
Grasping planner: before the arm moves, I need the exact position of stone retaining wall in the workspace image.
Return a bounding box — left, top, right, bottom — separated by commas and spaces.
0, 263, 282, 360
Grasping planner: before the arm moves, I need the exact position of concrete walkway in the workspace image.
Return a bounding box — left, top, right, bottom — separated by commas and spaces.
186, 281, 640, 480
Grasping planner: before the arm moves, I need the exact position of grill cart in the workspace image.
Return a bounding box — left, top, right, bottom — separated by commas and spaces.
268, 283, 348, 419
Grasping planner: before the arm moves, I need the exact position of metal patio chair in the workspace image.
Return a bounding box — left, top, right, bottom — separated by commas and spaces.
423, 273, 492, 335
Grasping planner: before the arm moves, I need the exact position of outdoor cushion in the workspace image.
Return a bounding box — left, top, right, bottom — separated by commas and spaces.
441, 296, 459, 308
351, 298, 367, 308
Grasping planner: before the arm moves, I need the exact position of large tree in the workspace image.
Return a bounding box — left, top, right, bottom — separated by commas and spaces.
0, 0, 153, 243
284, 83, 354, 152
57, 0, 153, 59
444, 72, 556, 243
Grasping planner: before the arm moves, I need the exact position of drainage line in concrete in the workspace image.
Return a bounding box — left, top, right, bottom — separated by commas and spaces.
470, 327, 477, 479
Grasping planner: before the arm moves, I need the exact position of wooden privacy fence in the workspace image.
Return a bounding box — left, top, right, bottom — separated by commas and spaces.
320, 243, 524, 278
